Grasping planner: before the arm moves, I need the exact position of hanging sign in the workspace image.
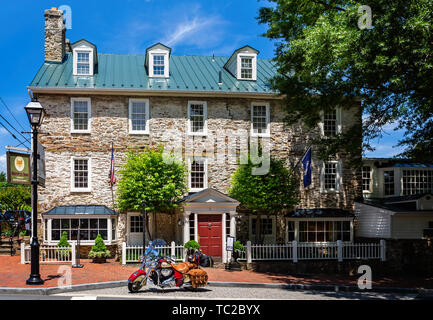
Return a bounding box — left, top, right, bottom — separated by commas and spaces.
7, 151, 31, 185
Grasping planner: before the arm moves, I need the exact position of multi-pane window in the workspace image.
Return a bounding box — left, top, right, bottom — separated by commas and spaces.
287, 221, 295, 242
72, 99, 90, 131
298, 220, 350, 242
73, 159, 89, 190
362, 166, 372, 192
384, 170, 395, 196
51, 218, 109, 241
226, 215, 231, 237
402, 170, 433, 195
130, 215, 143, 233
189, 215, 195, 241
188, 102, 206, 134
240, 56, 253, 79
324, 162, 338, 191
251, 218, 273, 235
111, 219, 116, 240
190, 159, 206, 190
323, 110, 337, 136
129, 100, 149, 133
251, 104, 269, 135
153, 55, 165, 75
76, 52, 90, 75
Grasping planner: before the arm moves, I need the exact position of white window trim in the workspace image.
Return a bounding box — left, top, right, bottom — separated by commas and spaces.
383, 168, 396, 197
319, 107, 342, 137
187, 101, 208, 136
362, 166, 373, 194
148, 50, 169, 78
70, 156, 92, 193
73, 48, 94, 76
70, 97, 91, 134
128, 98, 150, 135
250, 102, 271, 137
43, 216, 116, 245
320, 160, 342, 193
237, 53, 257, 81
248, 215, 276, 243
188, 157, 208, 193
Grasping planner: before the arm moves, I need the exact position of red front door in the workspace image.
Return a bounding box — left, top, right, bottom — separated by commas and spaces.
198, 214, 222, 257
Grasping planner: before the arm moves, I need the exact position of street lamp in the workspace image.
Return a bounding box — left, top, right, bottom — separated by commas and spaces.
25, 100, 44, 285
142, 200, 147, 247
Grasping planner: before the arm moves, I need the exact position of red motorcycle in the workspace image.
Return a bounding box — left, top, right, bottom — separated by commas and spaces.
128, 239, 208, 293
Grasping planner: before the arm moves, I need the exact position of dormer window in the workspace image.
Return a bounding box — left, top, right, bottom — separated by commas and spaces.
153, 55, 165, 75
240, 56, 253, 79
77, 52, 90, 75
72, 39, 97, 76
145, 43, 171, 78
224, 45, 259, 81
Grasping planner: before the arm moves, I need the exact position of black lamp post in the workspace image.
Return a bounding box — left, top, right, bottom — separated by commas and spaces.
142, 200, 147, 247
25, 100, 45, 285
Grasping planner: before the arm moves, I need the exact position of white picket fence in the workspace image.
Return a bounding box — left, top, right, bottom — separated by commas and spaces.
121, 242, 185, 265
21, 242, 76, 265
238, 240, 386, 262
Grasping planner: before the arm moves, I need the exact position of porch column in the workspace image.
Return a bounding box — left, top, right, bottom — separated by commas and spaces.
228, 211, 238, 263
183, 211, 191, 244
222, 213, 227, 263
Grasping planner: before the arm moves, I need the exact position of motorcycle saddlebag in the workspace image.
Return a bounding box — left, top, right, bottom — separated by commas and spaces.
187, 268, 208, 288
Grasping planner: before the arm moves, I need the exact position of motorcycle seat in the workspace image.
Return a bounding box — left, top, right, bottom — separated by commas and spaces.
172, 261, 194, 274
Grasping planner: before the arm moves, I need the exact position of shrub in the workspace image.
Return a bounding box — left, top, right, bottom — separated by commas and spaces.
184, 240, 200, 251
57, 231, 71, 257
88, 234, 111, 258
234, 241, 245, 253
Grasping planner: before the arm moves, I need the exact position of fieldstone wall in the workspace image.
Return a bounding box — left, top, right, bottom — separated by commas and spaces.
35, 93, 362, 242
44, 8, 65, 63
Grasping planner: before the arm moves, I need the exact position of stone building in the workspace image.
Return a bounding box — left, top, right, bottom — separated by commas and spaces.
29, 8, 362, 262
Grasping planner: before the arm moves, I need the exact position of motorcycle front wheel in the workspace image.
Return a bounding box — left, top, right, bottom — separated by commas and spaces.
128, 275, 145, 293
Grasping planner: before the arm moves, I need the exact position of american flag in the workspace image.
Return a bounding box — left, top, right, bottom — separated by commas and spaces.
109, 143, 117, 187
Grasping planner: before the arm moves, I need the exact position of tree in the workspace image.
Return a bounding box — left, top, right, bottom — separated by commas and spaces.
258, 0, 433, 162
0, 172, 6, 183
228, 154, 299, 243
117, 146, 188, 238
0, 186, 31, 211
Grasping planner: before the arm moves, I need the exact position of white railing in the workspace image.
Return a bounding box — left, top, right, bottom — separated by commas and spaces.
122, 242, 185, 265
21, 242, 76, 265
240, 240, 386, 263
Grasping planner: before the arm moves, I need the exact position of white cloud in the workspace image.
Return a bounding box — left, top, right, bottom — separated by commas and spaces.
0, 154, 6, 173
0, 127, 7, 136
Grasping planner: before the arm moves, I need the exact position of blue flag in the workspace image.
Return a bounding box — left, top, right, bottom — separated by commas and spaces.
301, 147, 312, 187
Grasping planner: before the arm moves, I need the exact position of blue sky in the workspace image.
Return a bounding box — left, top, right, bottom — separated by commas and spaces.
0, 0, 405, 173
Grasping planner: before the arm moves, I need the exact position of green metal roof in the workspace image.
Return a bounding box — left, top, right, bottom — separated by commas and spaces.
29, 53, 277, 94
44, 205, 117, 215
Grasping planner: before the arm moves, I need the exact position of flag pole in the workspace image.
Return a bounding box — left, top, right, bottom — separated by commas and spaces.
293, 144, 313, 171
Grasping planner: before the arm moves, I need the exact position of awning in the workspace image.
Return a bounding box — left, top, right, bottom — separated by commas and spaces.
43, 205, 118, 216
285, 208, 354, 218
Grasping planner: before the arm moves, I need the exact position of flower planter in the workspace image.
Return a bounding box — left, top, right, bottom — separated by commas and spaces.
92, 257, 107, 263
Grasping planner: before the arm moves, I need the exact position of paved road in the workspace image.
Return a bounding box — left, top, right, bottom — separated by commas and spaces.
47, 284, 422, 300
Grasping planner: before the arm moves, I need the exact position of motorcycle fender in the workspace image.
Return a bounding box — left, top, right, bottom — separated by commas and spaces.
128, 269, 146, 283
173, 269, 183, 280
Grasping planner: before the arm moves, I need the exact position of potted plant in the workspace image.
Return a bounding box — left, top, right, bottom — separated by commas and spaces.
232, 241, 245, 262
57, 231, 71, 259
88, 234, 111, 263
184, 240, 200, 256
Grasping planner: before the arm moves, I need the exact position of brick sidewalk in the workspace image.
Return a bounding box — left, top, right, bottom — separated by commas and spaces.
1, 256, 432, 289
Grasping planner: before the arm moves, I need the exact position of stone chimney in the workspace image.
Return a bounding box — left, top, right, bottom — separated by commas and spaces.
44, 7, 65, 62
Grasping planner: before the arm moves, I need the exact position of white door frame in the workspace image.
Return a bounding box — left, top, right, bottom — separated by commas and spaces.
126, 212, 144, 245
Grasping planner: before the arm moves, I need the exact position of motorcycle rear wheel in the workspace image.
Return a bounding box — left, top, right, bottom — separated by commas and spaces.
128, 275, 145, 293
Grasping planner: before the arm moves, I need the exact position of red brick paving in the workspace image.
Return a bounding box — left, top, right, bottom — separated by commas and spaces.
1, 256, 432, 289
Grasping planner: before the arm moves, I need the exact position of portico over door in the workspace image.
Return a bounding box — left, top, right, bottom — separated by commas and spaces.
179, 188, 240, 263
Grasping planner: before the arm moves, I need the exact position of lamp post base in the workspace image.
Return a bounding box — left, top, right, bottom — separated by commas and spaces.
26, 274, 44, 285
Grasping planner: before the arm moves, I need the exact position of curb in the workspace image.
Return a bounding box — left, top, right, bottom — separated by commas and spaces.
1, 280, 432, 296
208, 281, 433, 295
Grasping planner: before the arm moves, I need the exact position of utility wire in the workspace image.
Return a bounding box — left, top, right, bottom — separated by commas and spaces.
0, 120, 29, 148
0, 96, 27, 132
0, 113, 31, 145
